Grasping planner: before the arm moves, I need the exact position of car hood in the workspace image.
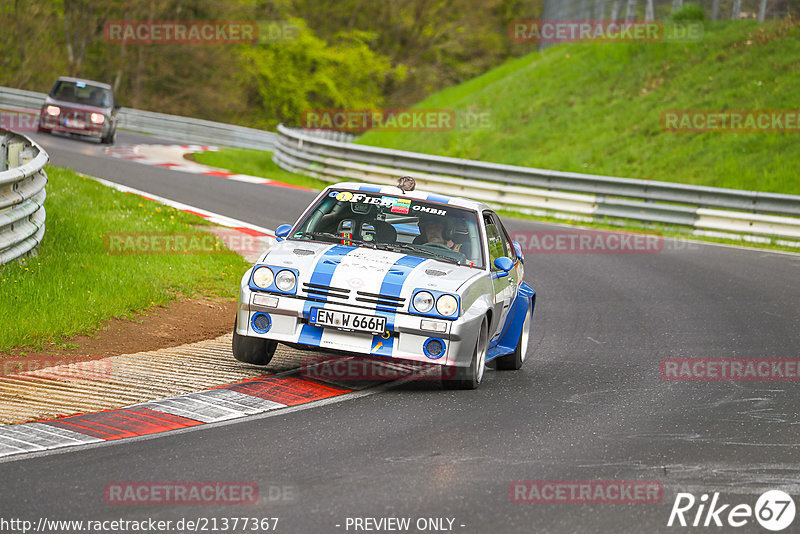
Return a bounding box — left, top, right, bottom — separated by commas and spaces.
258, 240, 482, 296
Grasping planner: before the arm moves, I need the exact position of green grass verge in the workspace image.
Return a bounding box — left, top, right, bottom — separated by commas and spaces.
358, 19, 800, 195
0, 166, 250, 353
190, 149, 330, 190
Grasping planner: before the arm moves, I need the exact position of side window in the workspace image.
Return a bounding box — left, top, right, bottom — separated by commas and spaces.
483, 213, 506, 270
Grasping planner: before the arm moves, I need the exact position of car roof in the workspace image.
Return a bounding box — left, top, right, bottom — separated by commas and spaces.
55, 77, 113, 90
328, 182, 491, 212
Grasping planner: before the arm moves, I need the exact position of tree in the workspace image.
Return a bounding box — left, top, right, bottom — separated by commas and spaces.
732, 0, 742, 19
625, 0, 637, 22
0, 0, 65, 89
758, 0, 768, 21
579, 0, 589, 18
236, 20, 402, 130
610, 0, 621, 21
595, 0, 607, 19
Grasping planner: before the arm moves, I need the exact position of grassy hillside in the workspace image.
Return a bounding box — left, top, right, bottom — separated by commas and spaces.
358, 19, 800, 195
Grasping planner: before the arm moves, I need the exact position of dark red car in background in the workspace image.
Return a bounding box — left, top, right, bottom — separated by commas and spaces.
37, 77, 119, 144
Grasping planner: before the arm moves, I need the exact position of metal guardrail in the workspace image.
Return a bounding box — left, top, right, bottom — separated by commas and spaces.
0, 130, 48, 265
273, 125, 800, 240
0, 86, 276, 150
3, 85, 799, 241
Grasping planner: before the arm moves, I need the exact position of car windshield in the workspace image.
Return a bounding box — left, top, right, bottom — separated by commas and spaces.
292, 189, 485, 268
50, 80, 112, 107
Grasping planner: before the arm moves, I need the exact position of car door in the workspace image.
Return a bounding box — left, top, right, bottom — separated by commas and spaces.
483, 212, 517, 342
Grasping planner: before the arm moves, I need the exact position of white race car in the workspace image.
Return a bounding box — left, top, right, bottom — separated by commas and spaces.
233, 179, 535, 389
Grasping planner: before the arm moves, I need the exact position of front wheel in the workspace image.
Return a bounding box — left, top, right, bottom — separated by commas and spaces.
101, 129, 116, 145
442, 317, 488, 390
232, 316, 277, 365
495, 302, 532, 371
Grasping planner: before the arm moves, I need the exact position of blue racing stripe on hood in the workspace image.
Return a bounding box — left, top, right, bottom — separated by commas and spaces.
371, 255, 428, 357
298, 244, 356, 346
376, 255, 427, 312
308, 244, 355, 294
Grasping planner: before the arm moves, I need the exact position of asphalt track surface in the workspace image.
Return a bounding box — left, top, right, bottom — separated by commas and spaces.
1, 131, 799, 533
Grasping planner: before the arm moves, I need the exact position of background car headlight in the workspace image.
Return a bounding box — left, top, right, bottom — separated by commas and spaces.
413, 291, 434, 313
275, 270, 296, 292
252, 266, 274, 288
45, 105, 60, 116
436, 294, 458, 317
90, 113, 105, 124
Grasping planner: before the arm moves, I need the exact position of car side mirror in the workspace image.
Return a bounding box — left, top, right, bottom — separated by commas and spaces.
275, 224, 292, 242
512, 241, 524, 263
493, 256, 514, 277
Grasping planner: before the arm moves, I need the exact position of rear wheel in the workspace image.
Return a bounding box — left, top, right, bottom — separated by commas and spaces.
232, 316, 277, 365
495, 303, 532, 371
442, 317, 488, 390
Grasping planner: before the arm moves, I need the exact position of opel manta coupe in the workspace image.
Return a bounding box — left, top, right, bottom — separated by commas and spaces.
233, 178, 536, 389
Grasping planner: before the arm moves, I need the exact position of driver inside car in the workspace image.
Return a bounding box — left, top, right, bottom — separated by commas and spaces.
417, 217, 463, 252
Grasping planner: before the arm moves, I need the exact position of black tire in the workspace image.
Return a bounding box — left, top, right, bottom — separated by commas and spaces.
101, 129, 116, 145
442, 317, 488, 390
232, 316, 277, 365
495, 303, 532, 371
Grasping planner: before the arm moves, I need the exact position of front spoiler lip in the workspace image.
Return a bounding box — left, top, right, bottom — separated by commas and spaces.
50, 127, 103, 137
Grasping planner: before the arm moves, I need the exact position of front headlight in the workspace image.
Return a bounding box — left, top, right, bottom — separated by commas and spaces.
90, 113, 105, 124
413, 291, 434, 313
436, 294, 458, 317
46, 105, 60, 116
252, 266, 274, 288
275, 270, 296, 292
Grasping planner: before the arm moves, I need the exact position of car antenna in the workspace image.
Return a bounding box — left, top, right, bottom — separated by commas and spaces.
397, 176, 415, 193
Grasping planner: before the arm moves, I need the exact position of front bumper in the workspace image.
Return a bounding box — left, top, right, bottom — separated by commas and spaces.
39, 112, 110, 138
236, 287, 483, 368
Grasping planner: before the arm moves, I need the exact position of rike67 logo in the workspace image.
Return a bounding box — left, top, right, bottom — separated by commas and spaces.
668, 490, 795, 531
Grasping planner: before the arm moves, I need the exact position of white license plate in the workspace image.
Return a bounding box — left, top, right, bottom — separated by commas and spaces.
310, 308, 386, 334
65, 119, 85, 128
